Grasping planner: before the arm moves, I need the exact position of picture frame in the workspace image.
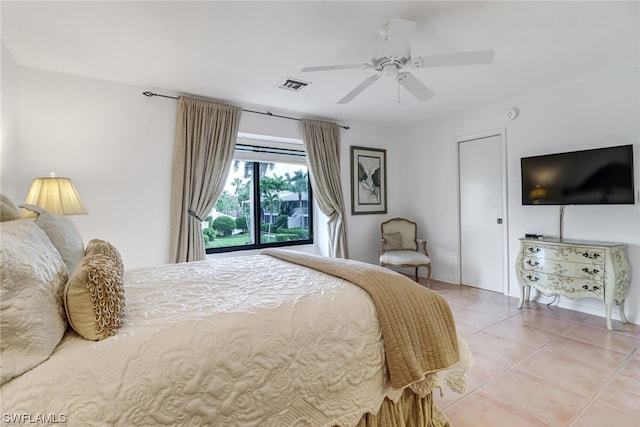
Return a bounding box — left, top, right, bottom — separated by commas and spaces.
350, 146, 387, 215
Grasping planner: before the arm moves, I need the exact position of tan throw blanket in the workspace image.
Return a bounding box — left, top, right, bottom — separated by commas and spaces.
262, 249, 460, 388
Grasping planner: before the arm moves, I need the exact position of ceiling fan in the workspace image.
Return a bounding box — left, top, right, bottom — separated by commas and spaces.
300, 18, 494, 104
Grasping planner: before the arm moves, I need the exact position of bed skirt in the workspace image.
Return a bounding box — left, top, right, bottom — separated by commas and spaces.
345, 388, 449, 427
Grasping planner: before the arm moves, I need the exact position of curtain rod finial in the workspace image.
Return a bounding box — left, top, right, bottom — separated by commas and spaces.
142, 91, 154, 97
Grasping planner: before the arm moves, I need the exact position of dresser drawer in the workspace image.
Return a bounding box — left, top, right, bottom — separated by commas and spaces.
521, 256, 605, 281
522, 243, 605, 265
520, 270, 604, 299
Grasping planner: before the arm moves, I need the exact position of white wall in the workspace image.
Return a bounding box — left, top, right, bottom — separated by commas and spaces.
1, 43, 19, 192
341, 125, 399, 264
6, 64, 177, 268
396, 67, 640, 324
3, 58, 394, 268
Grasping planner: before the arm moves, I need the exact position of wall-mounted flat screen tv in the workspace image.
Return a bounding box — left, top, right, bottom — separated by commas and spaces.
521, 144, 635, 205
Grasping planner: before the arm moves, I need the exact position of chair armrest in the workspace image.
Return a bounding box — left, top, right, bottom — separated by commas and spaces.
380, 238, 386, 254
417, 238, 429, 256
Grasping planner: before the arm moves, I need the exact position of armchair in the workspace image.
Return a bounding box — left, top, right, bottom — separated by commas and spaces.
379, 217, 432, 286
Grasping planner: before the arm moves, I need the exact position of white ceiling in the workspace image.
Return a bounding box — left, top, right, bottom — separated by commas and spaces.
2, 1, 638, 130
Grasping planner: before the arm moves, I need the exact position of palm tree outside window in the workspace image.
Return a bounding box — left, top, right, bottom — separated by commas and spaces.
204, 138, 313, 254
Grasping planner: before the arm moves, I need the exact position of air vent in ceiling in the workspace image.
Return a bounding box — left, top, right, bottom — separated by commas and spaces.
277, 77, 311, 92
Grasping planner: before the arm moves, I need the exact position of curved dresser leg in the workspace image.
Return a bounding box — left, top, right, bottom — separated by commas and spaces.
518, 285, 528, 309
619, 300, 628, 324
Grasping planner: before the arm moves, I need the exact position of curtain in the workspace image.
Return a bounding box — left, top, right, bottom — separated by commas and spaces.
170, 96, 241, 263
301, 119, 348, 258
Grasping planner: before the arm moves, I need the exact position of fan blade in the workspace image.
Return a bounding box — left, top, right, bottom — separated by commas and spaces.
416, 50, 494, 68
337, 75, 381, 104
384, 19, 417, 55
397, 72, 434, 102
301, 64, 369, 72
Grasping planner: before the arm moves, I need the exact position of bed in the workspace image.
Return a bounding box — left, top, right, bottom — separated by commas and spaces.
0, 197, 471, 427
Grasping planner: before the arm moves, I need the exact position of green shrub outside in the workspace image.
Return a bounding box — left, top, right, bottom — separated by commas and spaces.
235, 216, 248, 231
287, 228, 309, 239
212, 216, 236, 236
203, 228, 216, 240
261, 223, 279, 234
275, 233, 299, 242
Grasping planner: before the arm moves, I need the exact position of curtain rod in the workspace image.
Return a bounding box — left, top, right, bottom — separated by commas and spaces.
142, 91, 350, 130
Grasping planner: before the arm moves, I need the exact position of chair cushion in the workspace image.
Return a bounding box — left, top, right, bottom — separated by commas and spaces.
380, 250, 431, 267
383, 232, 403, 251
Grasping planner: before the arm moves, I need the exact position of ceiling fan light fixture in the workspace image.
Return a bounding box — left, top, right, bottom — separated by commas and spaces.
382, 64, 398, 76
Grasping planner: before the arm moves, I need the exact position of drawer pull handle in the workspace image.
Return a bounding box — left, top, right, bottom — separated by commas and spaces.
582, 252, 601, 260
582, 268, 600, 275
528, 247, 541, 253
526, 275, 540, 282
581, 284, 601, 292
527, 260, 540, 266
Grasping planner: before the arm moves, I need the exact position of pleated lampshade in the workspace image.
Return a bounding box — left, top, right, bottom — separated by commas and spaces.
23, 173, 88, 216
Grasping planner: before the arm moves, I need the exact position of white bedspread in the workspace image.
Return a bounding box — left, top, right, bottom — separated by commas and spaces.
1, 254, 464, 426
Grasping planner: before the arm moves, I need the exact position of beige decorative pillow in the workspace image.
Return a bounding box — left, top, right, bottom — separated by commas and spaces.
1, 219, 68, 384
383, 232, 403, 251
20, 204, 84, 275
0, 194, 20, 222
85, 239, 124, 275
64, 253, 126, 341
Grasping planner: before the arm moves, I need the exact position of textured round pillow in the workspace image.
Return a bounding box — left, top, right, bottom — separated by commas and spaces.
64, 253, 125, 341
84, 238, 124, 275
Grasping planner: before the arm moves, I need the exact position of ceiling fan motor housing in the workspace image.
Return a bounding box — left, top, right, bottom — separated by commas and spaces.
372, 53, 410, 71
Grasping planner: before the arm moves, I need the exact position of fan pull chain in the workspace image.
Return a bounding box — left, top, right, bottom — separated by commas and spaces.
397, 69, 402, 104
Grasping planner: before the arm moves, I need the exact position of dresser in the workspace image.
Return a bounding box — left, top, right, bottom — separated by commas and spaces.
516, 237, 630, 330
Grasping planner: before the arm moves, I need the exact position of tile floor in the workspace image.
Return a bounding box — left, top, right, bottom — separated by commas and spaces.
424, 279, 640, 427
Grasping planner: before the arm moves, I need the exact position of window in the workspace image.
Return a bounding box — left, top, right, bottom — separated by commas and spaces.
204, 135, 313, 254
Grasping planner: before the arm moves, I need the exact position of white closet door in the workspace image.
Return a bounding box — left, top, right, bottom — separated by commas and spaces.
459, 134, 505, 293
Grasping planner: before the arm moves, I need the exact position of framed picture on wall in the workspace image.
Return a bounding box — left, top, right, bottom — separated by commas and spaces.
350, 146, 387, 215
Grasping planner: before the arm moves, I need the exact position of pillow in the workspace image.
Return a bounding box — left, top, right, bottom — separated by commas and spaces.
0, 219, 68, 384
64, 253, 125, 341
20, 204, 84, 275
85, 239, 124, 275
0, 194, 20, 222
383, 232, 403, 251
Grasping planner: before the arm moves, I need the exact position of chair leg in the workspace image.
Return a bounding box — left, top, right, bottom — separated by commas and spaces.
414, 267, 419, 282
426, 265, 432, 289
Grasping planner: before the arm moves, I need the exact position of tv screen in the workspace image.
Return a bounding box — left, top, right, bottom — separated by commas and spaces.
521, 144, 635, 205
